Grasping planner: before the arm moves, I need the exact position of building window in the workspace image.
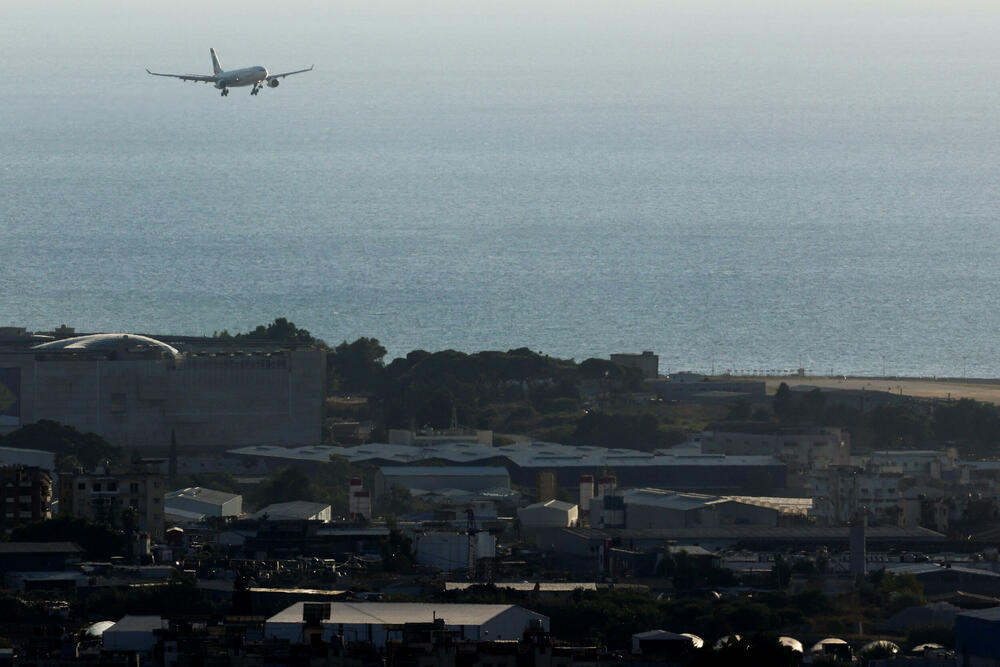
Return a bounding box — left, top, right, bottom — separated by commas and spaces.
93, 483, 101, 492
108, 483, 118, 492
77, 482, 86, 490
111, 393, 126, 413
130, 483, 139, 493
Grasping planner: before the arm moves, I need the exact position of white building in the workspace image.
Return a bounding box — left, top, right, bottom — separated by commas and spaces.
519, 500, 579, 529
265, 602, 548, 647
413, 532, 496, 572
809, 466, 903, 525
251, 501, 331, 522
165, 487, 242, 519
859, 449, 958, 478
700, 426, 850, 479
103, 615, 166, 653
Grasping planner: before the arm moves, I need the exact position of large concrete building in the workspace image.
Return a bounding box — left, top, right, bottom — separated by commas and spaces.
0, 332, 325, 449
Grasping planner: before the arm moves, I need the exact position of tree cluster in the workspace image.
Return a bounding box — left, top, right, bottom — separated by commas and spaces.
325, 339, 656, 438
10, 515, 129, 560
213, 317, 320, 346
773, 383, 1000, 454
0, 420, 125, 471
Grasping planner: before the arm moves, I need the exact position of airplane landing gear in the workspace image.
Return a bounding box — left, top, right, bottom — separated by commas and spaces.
250, 85, 260, 96
220, 88, 229, 97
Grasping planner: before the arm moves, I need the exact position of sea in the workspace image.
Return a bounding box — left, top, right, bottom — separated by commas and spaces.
4, 0, 1000, 377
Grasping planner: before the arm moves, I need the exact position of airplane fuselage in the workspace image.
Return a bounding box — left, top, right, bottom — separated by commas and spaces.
214, 66, 269, 89
146, 49, 312, 96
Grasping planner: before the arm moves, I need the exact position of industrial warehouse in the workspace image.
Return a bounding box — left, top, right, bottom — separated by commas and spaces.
228, 441, 788, 492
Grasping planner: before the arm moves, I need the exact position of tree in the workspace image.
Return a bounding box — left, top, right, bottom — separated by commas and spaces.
933, 398, 1000, 454
773, 383, 793, 420
380, 525, 414, 573
0, 420, 125, 471
771, 554, 792, 589
379, 485, 427, 518
218, 317, 320, 345
245, 467, 316, 510
329, 337, 387, 393
871, 405, 930, 448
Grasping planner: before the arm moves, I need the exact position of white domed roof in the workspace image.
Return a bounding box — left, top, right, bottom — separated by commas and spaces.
33, 333, 178, 356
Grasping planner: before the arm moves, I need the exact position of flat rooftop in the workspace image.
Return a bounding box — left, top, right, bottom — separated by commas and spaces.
267, 602, 541, 626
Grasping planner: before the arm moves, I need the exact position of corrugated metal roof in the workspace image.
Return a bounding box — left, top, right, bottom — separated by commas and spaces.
252, 501, 330, 520
523, 499, 577, 512
621, 488, 728, 511
166, 487, 241, 506
229, 442, 784, 470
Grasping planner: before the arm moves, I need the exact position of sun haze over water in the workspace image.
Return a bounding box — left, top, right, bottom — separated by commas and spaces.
3, 1, 1000, 376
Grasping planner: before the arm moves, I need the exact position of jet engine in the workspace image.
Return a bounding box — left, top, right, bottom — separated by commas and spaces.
267, 79, 280, 88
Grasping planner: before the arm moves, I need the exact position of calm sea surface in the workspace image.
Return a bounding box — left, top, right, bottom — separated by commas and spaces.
4, 1, 1000, 376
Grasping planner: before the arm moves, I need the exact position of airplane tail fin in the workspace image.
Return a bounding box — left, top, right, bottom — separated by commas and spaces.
210, 48, 223, 75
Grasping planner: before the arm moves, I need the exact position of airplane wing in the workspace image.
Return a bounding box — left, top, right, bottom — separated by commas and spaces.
146, 69, 217, 83
266, 65, 314, 81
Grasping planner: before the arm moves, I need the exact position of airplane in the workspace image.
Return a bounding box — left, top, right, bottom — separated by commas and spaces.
146, 48, 313, 97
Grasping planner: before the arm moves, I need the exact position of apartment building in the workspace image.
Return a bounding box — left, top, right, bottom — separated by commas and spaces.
0, 466, 51, 531
58, 463, 165, 539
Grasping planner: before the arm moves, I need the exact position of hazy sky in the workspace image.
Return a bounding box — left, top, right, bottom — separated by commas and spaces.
6, 1, 1000, 73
